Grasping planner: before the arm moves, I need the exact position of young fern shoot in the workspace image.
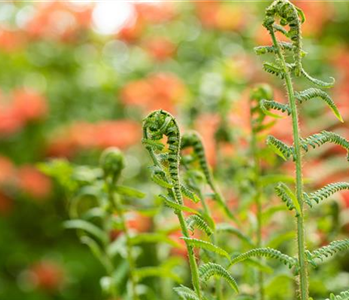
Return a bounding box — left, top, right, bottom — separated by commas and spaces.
257, 0, 349, 299
143, 110, 239, 300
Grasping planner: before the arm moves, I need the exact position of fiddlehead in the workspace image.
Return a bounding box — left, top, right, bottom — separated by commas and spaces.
143, 110, 203, 299
181, 131, 235, 221
325, 290, 349, 300
143, 110, 239, 299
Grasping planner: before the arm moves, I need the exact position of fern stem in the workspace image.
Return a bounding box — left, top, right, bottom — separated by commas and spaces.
270, 29, 309, 300
250, 107, 265, 300
198, 189, 223, 300
108, 183, 139, 300
177, 211, 203, 299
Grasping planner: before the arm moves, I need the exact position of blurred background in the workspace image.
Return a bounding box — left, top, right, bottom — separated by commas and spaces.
1, 1, 349, 299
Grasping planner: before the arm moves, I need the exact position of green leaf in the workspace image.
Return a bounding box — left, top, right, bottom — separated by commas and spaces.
115, 185, 146, 198
130, 233, 181, 248
173, 285, 200, 300
181, 184, 201, 203
159, 194, 198, 214
64, 220, 108, 245
135, 267, 181, 283
181, 237, 230, 261
199, 263, 239, 293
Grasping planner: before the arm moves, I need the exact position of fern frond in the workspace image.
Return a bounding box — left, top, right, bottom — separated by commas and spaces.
275, 182, 301, 216
326, 290, 349, 300
266, 135, 294, 160
301, 68, 335, 89
255, 42, 306, 56
186, 215, 213, 236
229, 247, 297, 269
199, 263, 239, 293
260, 99, 291, 118
308, 239, 349, 263
159, 194, 198, 214
300, 131, 349, 160
181, 237, 230, 261
295, 88, 343, 122
173, 285, 200, 300
305, 182, 349, 205
263, 62, 285, 79
181, 184, 201, 203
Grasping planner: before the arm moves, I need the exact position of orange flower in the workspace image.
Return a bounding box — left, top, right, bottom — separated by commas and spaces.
0, 29, 26, 52
47, 120, 141, 157
27, 260, 64, 292
17, 165, 52, 200
135, 2, 176, 24
12, 89, 47, 122
120, 73, 186, 113
0, 155, 15, 185
143, 37, 176, 61
25, 1, 92, 42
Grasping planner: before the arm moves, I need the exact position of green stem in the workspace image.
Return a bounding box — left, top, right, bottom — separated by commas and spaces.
250, 113, 265, 300
108, 183, 139, 300
198, 189, 223, 300
270, 30, 309, 300
177, 211, 203, 300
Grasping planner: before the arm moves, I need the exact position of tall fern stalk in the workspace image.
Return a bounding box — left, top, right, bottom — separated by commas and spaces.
258, 1, 349, 299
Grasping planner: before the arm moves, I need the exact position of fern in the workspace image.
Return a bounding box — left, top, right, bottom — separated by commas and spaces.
301, 68, 335, 89
304, 182, 349, 205
295, 88, 343, 122
173, 285, 201, 300
263, 62, 285, 79
181, 237, 231, 261
275, 182, 301, 216
199, 263, 239, 293
307, 239, 349, 263
266, 135, 294, 160
300, 131, 349, 160
326, 290, 349, 300
186, 215, 213, 236
229, 247, 297, 269
260, 99, 291, 118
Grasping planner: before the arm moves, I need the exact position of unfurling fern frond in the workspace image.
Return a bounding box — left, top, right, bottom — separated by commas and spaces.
295, 88, 343, 122
173, 285, 201, 300
307, 239, 349, 263
229, 247, 297, 269
181, 237, 231, 261
301, 68, 335, 89
304, 182, 349, 205
266, 135, 294, 160
275, 182, 301, 216
263, 62, 285, 79
260, 99, 291, 118
326, 290, 349, 300
186, 215, 213, 236
300, 131, 349, 160
198, 263, 239, 293
264, 0, 304, 76
181, 131, 235, 221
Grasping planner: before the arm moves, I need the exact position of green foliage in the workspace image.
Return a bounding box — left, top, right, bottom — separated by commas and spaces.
186, 215, 213, 237
304, 182, 349, 206
198, 263, 239, 293
229, 248, 297, 269
326, 290, 349, 300
306, 239, 349, 265
266, 135, 294, 160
